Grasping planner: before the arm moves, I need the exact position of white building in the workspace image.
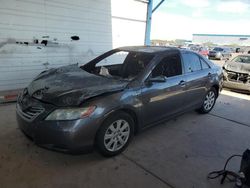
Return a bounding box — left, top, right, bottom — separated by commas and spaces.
193, 34, 250, 46
0, 0, 147, 101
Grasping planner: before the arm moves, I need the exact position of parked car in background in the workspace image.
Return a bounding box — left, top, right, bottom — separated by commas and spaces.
189, 45, 200, 51
235, 47, 250, 54
190, 46, 209, 58
245, 47, 250, 54
208, 47, 232, 60
198, 47, 209, 58
223, 54, 250, 93
236, 47, 245, 53
16, 46, 222, 157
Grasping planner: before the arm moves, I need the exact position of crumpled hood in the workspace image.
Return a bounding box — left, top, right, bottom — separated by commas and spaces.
224, 62, 250, 74
27, 64, 128, 106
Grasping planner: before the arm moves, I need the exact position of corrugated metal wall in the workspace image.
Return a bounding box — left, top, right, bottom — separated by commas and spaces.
0, 0, 147, 100
0, 0, 113, 93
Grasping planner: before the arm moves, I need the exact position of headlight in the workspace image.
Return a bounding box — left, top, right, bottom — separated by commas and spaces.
45, 106, 96, 120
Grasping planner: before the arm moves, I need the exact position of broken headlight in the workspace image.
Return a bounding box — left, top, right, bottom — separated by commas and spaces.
45, 106, 96, 120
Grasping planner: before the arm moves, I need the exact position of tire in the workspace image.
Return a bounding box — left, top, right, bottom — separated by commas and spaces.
198, 87, 217, 114
96, 112, 134, 157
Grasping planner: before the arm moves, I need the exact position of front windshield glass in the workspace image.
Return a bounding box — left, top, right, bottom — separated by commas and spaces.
232, 56, 250, 64
83, 50, 154, 80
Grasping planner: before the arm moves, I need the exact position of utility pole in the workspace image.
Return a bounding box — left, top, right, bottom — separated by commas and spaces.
145, 0, 153, 46
144, 0, 166, 45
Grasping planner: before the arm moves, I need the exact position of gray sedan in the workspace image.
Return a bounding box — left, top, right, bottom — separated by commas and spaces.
208, 47, 232, 60
16, 46, 223, 156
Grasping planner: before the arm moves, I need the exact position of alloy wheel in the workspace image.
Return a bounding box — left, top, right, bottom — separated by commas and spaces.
104, 119, 130, 152
203, 91, 215, 111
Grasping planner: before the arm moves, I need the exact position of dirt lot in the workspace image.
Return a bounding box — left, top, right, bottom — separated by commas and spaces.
0, 57, 250, 188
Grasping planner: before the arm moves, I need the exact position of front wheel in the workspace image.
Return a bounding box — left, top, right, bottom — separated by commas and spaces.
96, 112, 134, 157
198, 88, 217, 114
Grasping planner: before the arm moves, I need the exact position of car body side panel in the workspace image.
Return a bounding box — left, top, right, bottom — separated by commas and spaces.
139, 75, 187, 126
183, 69, 211, 108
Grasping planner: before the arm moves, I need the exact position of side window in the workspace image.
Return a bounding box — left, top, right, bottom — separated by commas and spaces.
200, 58, 210, 69
182, 53, 202, 73
151, 54, 182, 78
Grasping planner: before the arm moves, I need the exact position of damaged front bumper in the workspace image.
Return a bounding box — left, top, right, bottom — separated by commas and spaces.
16, 93, 101, 154
222, 70, 250, 92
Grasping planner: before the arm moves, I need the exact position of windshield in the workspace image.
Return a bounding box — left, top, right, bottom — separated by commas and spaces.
213, 47, 223, 52
232, 56, 250, 64
82, 50, 154, 80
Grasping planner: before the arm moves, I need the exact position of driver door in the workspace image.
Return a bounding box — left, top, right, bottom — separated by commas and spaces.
140, 53, 187, 126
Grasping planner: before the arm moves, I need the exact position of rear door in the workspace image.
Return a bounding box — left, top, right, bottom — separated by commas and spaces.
181, 52, 211, 109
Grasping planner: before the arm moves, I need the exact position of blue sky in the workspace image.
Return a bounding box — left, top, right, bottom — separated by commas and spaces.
151, 0, 250, 40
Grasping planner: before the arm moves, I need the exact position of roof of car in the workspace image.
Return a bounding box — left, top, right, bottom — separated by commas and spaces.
116, 46, 180, 54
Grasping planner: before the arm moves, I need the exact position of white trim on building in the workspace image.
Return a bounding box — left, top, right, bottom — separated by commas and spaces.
193, 34, 250, 46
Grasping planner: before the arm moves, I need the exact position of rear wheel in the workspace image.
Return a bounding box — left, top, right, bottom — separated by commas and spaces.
96, 112, 134, 157
198, 88, 217, 114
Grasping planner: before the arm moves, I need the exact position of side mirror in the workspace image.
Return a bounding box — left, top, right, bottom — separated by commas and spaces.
147, 75, 167, 83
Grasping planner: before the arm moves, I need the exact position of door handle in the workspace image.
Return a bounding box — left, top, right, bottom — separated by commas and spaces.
179, 80, 186, 87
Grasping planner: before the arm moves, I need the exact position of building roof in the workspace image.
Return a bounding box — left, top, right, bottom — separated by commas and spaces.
193, 34, 250, 38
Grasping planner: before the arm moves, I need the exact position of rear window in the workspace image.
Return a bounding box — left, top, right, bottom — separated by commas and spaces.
200, 58, 210, 69
182, 53, 202, 73
213, 47, 223, 51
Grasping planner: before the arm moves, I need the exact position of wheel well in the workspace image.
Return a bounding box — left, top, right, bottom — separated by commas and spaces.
94, 108, 139, 148
119, 108, 139, 134
212, 85, 219, 97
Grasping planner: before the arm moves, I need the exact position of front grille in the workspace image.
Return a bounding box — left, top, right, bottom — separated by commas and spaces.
17, 104, 44, 121
226, 71, 249, 83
